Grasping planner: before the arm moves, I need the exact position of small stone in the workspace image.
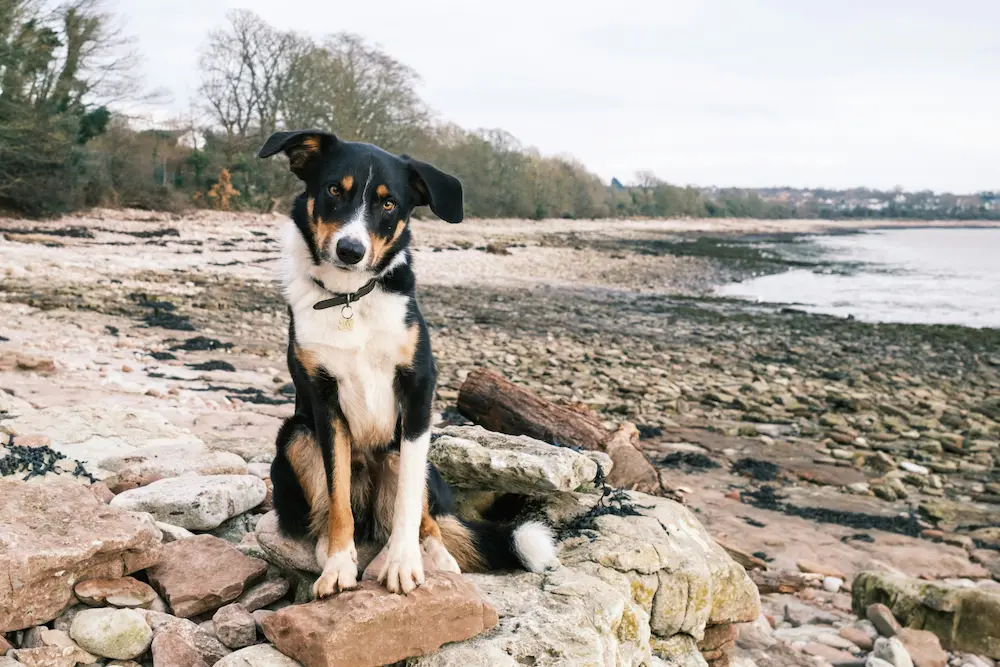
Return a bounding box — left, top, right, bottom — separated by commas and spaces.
235, 573, 290, 612
150, 628, 210, 667
867, 602, 902, 637
869, 659, 897, 667
122, 365, 134, 373
251, 610, 274, 633
145, 535, 268, 618
69, 608, 153, 660
896, 628, 948, 667
841, 626, 875, 650
215, 644, 301, 667
12, 645, 98, 667
797, 560, 846, 579
155, 522, 195, 543
874, 636, 914, 667
109, 475, 266, 530
900, 461, 930, 475
823, 576, 844, 593
74, 577, 157, 609
213, 604, 256, 649
88, 482, 115, 504
261, 573, 497, 667
137, 610, 231, 665
803, 641, 855, 662
816, 633, 859, 650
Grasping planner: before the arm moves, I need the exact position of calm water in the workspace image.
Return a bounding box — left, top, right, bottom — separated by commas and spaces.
716, 227, 1000, 329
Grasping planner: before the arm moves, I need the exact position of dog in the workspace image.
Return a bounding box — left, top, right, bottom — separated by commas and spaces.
259, 129, 558, 597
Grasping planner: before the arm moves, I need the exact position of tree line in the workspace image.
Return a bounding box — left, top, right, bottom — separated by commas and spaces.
1, 3, 996, 221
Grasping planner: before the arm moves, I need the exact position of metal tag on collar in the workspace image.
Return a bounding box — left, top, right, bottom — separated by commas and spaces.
339, 293, 355, 331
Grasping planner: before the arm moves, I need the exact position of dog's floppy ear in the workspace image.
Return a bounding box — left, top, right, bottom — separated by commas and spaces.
258, 130, 338, 179
403, 156, 464, 223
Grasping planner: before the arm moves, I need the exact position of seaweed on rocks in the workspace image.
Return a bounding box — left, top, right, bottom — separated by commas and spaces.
560, 486, 651, 540
659, 451, 721, 472
742, 485, 923, 537
0, 440, 96, 482
169, 336, 233, 352
186, 360, 236, 372
732, 458, 781, 481
149, 351, 176, 361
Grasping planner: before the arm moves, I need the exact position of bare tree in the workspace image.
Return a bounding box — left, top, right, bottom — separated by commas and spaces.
197, 10, 302, 160
281, 33, 429, 152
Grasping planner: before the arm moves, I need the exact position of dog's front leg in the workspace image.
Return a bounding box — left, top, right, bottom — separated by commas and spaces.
313, 417, 358, 598
378, 357, 436, 594
377, 428, 429, 594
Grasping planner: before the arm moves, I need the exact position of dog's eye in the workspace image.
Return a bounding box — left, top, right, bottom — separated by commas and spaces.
382, 200, 396, 212
328, 185, 340, 197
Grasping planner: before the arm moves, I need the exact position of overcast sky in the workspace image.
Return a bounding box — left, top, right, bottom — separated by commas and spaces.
116, 0, 999, 193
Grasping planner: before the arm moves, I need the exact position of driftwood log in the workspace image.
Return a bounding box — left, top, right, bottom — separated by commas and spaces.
457, 368, 667, 496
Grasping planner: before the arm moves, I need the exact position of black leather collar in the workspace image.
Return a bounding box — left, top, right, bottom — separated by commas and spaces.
311, 277, 378, 311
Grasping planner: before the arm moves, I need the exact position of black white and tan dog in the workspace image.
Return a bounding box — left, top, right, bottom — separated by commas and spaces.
259, 130, 558, 597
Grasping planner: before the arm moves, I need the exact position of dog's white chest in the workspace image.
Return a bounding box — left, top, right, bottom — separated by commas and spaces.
294, 291, 411, 447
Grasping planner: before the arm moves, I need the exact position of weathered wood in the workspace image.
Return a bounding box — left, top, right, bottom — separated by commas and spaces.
748, 569, 815, 594
457, 368, 609, 451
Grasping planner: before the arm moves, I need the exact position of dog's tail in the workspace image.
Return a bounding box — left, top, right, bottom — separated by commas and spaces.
436, 515, 559, 574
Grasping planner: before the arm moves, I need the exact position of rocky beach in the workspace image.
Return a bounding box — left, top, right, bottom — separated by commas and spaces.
2, 209, 999, 667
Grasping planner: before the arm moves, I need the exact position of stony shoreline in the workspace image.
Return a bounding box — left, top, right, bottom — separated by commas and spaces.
2, 209, 999, 666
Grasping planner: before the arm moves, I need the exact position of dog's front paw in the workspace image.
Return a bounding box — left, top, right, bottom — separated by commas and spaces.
312, 544, 358, 598
377, 540, 425, 594
423, 537, 461, 574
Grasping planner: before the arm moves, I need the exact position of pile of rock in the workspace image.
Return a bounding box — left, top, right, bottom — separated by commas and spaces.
0, 398, 760, 667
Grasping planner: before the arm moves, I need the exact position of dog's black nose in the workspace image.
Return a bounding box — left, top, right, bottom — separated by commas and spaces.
335, 237, 366, 265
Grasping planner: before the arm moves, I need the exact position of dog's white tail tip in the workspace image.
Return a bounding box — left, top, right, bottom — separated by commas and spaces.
512, 521, 559, 573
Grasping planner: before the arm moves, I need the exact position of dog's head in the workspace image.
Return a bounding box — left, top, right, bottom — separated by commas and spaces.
259, 129, 463, 274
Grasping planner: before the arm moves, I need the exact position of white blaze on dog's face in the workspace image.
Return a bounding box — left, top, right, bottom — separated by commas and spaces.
256, 129, 465, 279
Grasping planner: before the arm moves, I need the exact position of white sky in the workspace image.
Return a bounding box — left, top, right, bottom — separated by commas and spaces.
115, 0, 1000, 193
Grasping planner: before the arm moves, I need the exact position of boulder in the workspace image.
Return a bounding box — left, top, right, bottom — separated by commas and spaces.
262, 573, 497, 667
145, 535, 268, 618
215, 645, 301, 666
853, 570, 1000, 658
410, 568, 652, 667
74, 577, 157, 609
69, 608, 153, 660
98, 443, 248, 486
428, 425, 611, 495
551, 491, 760, 641
109, 475, 266, 530
0, 479, 162, 632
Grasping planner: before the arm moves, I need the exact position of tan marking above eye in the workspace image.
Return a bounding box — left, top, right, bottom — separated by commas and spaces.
341, 175, 354, 191
375, 184, 389, 198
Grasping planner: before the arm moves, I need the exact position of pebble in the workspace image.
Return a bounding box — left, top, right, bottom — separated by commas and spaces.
213, 604, 256, 649
823, 576, 844, 593
900, 461, 930, 475
874, 636, 914, 667
840, 626, 875, 650
867, 603, 902, 637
